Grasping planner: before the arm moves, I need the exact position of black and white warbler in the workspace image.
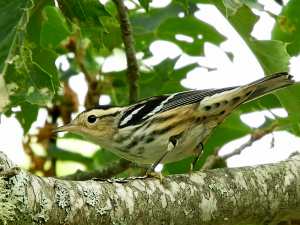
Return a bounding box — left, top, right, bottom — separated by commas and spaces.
53, 72, 294, 173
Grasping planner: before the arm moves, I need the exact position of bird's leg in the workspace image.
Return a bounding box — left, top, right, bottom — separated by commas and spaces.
189, 142, 203, 172
146, 137, 178, 179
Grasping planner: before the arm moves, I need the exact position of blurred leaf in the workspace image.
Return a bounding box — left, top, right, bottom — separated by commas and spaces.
60, 132, 86, 141
102, 148, 122, 164
211, 1, 299, 134
274, 0, 283, 6
102, 20, 122, 52
2, 52, 54, 111
157, 15, 226, 56
48, 145, 94, 167
98, 1, 122, 52
163, 156, 193, 175
131, 2, 226, 56
84, 45, 102, 74
140, 57, 199, 99
58, 0, 113, 53
92, 149, 106, 166
26, 0, 60, 88
130, 3, 194, 52
40, 6, 73, 50
222, 0, 264, 16
238, 93, 282, 112
0, 0, 32, 76
244, 0, 264, 11
222, 0, 244, 17
174, 0, 189, 12
212, 2, 290, 73
249, 41, 290, 74
16, 102, 39, 134
272, 0, 300, 57
275, 116, 294, 134
222, 0, 244, 9
58, 56, 80, 80
138, 0, 152, 13
276, 83, 300, 136
0, 0, 33, 113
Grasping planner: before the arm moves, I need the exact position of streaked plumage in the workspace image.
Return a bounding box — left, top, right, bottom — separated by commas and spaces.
53, 72, 294, 170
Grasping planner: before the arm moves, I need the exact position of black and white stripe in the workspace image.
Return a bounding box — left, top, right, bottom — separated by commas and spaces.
118, 87, 236, 128
117, 72, 294, 129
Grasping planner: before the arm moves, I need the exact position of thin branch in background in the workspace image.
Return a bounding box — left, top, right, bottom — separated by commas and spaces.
112, 0, 140, 104
58, 158, 149, 181
201, 122, 279, 170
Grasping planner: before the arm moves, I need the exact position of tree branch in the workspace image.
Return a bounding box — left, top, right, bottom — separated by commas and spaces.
2, 150, 300, 224
112, 0, 140, 104
202, 122, 279, 170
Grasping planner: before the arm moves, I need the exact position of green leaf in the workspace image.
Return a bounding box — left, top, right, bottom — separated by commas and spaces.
102, 57, 200, 106
0, 0, 33, 113
58, 0, 113, 53
140, 57, 199, 99
26, 0, 60, 88
92, 148, 121, 166
15, 102, 39, 134
4, 57, 54, 108
40, 6, 72, 50
131, 2, 226, 56
174, 0, 189, 12
101, 18, 122, 51
138, 0, 152, 13
249, 41, 290, 74
238, 93, 282, 113
222, 0, 244, 9
60, 132, 86, 141
212, 2, 290, 73
222, 0, 244, 17
210, 1, 298, 133
244, 0, 264, 11
131, 4, 184, 35
157, 16, 226, 56
276, 83, 300, 136
0, 0, 32, 76
48, 145, 94, 167
272, 0, 300, 56
131, 3, 192, 52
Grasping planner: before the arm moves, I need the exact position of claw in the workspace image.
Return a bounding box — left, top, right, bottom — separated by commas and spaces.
146, 171, 163, 182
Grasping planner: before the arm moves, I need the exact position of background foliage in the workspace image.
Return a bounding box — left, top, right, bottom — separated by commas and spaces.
0, 0, 299, 177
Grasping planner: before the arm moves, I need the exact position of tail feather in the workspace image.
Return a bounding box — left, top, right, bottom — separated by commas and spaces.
244, 72, 294, 103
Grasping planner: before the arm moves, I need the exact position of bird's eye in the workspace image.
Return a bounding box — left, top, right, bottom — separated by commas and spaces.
87, 115, 97, 123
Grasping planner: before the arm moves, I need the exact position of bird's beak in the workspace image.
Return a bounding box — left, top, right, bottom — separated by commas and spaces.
52, 123, 80, 133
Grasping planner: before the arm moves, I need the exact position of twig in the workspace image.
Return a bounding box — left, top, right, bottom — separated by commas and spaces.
58, 158, 149, 181
112, 0, 140, 104
201, 122, 279, 170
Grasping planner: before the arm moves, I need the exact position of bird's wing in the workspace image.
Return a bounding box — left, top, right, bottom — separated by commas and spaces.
118, 87, 236, 128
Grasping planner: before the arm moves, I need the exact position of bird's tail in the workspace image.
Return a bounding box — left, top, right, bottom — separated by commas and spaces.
244, 72, 294, 103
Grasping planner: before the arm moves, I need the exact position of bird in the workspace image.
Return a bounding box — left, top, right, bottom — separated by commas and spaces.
52, 72, 294, 175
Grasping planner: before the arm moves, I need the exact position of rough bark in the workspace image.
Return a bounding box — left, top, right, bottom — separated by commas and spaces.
112, 0, 140, 105
1, 151, 300, 224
